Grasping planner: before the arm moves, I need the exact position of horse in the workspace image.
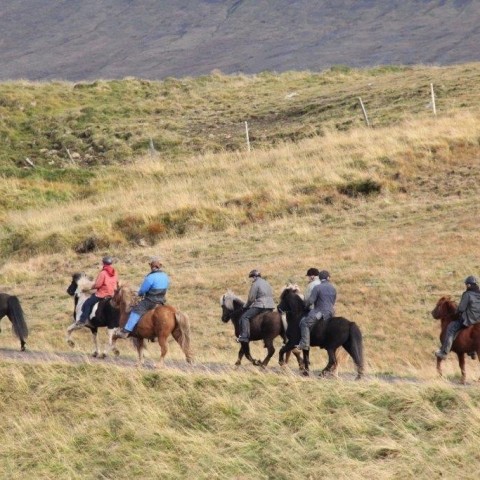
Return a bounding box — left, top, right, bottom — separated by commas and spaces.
111, 285, 194, 368
431, 296, 480, 384
277, 286, 364, 379
220, 291, 303, 369
0, 293, 28, 351
66, 272, 120, 358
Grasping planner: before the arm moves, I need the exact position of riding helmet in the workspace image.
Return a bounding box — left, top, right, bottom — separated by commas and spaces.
306, 268, 320, 277
102, 256, 113, 265
464, 275, 478, 285
248, 269, 261, 278
318, 270, 330, 280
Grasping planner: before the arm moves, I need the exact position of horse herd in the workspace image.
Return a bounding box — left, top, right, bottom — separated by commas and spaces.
1, 274, 480, 383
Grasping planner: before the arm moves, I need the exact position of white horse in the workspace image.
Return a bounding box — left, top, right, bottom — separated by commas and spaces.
66, 272, 120, 358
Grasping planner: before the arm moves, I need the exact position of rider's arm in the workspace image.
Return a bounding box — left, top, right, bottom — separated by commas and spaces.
92, 271, 106, 291
138, 275, 154, 296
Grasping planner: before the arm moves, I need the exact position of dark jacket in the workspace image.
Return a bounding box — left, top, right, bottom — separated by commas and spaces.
305, 279, 337, 320
457, 287, 480, 327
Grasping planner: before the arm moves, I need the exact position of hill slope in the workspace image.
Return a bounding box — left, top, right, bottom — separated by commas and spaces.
1, 0, 480, 81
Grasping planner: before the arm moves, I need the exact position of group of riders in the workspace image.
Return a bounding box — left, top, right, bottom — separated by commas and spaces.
76, 255, 480, 359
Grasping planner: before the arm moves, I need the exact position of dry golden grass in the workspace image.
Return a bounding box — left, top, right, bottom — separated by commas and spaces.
1, 105, 480, 478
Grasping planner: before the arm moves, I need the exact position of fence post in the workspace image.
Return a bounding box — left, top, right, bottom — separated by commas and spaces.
357, 97, 370, 127
430, 83, 437, 116
245, 121, 251, 152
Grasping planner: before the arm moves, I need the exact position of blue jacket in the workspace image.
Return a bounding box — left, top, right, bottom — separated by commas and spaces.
138, 270, 170, 303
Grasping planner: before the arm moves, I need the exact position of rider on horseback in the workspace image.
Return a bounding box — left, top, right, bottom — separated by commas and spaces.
114, 257, 170, 338
295, 270, 336, 351
304, 267, 321, 306
76, 256, 118, 326
435, 275, 480, 360
236, 269, 275, 344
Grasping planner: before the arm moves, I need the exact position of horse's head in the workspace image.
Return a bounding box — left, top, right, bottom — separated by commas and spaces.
111, 284, 133, 310
432, 296, 457, 321
220, 291, 244, 323
67, 272, 92, 297
277, 284, 303, 313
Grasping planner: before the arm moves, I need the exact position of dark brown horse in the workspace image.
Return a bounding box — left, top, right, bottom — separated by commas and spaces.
220, 291, 302, 369
0, 293, 28, 351
277, 286, 364, 379
432, 296, 480, 384
112, 285, 194, 367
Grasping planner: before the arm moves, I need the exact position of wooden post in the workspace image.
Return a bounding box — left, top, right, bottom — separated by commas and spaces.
358, 97, 370, 127
245, 121, 251, 152
149, 137, 156, 156
66, 148, 76, 164
430, 83, 437, 116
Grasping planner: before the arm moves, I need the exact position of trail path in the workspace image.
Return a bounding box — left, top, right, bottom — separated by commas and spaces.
0, 346, 441, 385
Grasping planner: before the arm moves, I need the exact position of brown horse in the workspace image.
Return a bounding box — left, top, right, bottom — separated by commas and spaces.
432, 296, 480, 384
111, 285, 194, 367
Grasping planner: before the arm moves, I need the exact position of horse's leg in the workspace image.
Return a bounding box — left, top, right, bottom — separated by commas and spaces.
260, 339, 275, 368
302, 349, 310, 376
91, 328, 99, 357
66, 322, 81, 347
156, 334, 169, 368
436, 357, 443, 378
235, 345, 245, 366
133, 338, 145, 367
241, 342, 260, 366
105, 328, 120, 357
321, 349, 338, 377
457, 353, 466, 385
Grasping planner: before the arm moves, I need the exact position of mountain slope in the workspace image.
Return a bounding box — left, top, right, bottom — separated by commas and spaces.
0, 0, 479, 81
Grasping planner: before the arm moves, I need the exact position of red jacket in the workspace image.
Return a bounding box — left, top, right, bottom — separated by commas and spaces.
93, 265, 118, 298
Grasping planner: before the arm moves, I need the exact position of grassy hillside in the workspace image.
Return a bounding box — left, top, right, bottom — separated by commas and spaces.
1, 65, 480, 478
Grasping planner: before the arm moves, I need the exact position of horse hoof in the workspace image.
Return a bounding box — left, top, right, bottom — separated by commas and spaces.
235, 361, 241, 366
279, 360, 285, 366
91, 352, 98, 358
253, 360, 261, 367
99, 353, 106, 359
301, 370, 310, 377
113, 349, 120, 357
21, 345, 26, 352
67, 340, 75, 348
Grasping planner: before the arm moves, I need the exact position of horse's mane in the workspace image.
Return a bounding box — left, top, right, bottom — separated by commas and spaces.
280, 284, 304, 300
115, 284, 135, 306
76, 273, 94, 293
221, 290, 245, 310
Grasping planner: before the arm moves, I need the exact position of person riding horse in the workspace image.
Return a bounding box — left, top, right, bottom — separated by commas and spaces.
76, 256, 118, 326
236, 269, 275, 344
435, 275, 480, 360
295, 270, 336, 351
114, 257, 170, 338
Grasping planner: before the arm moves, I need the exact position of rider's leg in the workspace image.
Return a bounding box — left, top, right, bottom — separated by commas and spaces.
115, 311, 141, 338
436, 320, 465, 359
296, 312, 318, 350
237, 307, 261, 342
78, 295, 99, 324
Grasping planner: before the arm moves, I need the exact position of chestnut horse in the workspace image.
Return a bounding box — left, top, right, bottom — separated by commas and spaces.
0, 293, 28, 351
220, 291, 303, 369
431, 296, 480, 384
112, 285, 194, 367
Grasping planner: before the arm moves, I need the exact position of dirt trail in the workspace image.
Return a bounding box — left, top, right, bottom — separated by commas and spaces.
0, 346, 433, 384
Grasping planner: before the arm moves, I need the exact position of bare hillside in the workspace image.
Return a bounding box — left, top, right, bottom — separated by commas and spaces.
0, 0, 479, 81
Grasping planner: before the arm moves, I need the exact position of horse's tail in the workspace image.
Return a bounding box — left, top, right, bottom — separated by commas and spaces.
7, 296, 29, 341
346, 322, 364, 378
174, 310, 194, 363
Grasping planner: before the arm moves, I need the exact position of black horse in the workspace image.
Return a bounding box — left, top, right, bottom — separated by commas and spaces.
220, 291, 302, 368
277, 286, 364, 379
0, 293, 28, 351
66, 272, 120, 358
